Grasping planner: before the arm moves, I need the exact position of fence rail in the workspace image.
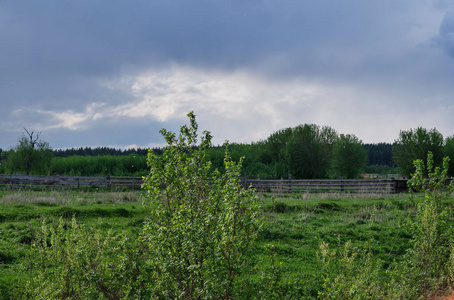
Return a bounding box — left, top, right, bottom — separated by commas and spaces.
243, 178, 408, 194
0, 174, 409, 193
0, 174, 143, 190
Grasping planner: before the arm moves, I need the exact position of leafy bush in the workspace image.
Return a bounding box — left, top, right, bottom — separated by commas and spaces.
141, 111, 261, 298
21, 217, 149, 299
387, 152, 454, 299
318, 240, 384, 299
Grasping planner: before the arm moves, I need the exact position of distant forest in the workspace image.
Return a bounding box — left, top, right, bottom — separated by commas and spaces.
49, 143, 393, 166
52, 147, 156, 157
0, 142, 394, 178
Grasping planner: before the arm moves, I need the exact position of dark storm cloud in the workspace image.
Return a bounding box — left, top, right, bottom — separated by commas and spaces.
0, 1, 401, 77
1, 1, 454, 149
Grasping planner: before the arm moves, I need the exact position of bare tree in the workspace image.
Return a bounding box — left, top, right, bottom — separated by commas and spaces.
23, 128, 41, 150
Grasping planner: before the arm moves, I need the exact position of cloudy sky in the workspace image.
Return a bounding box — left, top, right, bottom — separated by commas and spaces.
1, 0, 454, 150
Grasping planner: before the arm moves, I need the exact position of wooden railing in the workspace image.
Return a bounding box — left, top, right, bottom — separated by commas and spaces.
242, 178, 408, 194
0, 174, 143, 190
0, 174, 409, 193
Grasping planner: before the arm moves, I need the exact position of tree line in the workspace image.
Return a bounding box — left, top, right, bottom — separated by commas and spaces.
53, 146, 152, 157
1, 125, 453, 179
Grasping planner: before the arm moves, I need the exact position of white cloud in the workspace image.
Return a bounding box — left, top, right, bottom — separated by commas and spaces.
102, 65, 320, 127
27, 103, 107, 131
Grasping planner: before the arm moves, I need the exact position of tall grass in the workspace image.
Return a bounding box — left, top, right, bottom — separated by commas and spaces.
1, 185, 453, 298
0, 190, 141, 205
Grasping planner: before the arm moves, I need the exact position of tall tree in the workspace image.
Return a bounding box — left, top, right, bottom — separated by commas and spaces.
4, 129, 53, 175
264, 127, 294, 177
285, 124, 338, 179
444, 135, 454, 177
392, 127, 444, 177
331, 134, 367, 179
363, 143, 395, 167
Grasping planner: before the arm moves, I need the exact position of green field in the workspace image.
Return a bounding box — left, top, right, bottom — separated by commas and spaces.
0, 189, 430, 299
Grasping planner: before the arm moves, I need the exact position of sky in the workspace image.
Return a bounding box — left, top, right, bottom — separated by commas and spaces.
1, 0, 454, 150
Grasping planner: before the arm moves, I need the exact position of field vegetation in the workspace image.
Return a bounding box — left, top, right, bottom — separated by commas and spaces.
0, 189, 414, 298
2, 187, 453, 299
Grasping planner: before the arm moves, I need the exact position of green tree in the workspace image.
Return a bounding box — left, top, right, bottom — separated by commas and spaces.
330, 134, 367, 179
4, 129, 53, 175
142, 111, 260, 299
285, 124, 337, 179
363, 143, 394, 167
444, 135, 454, 177
393, 127, 444, 177
263, 127, 294, 178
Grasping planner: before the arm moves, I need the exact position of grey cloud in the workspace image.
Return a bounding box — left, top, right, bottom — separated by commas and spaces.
1, 0, 454, 149
0, 1, 408, 75
438, 9, 454, 57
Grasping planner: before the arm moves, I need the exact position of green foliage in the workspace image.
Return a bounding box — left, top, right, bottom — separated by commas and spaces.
4, 132, 53, 175
263, 127, 294, 178
393, 127, 444, 177
363, 143, 395, 167
318, 240, 384, 299
330, 134, 367, 179
50, 154, 148, 176
363, 164, 397, 176
141, 111, 261, 298
53, 146, 150, 157
444, 135, 454, 177
315, 152, 454, 299
21, 216, 149, 299
285, 124, 338, 179
388, 152, 454, 299
0, 189, 421, 299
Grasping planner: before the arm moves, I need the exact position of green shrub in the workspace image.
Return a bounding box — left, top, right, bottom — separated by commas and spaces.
21, 217, 149, 299
387, 152, 454, 299
318, 240, 384, 299
141, 111, 261, 299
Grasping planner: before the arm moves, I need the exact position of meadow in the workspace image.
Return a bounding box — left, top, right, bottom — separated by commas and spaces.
0, 188, 428, 299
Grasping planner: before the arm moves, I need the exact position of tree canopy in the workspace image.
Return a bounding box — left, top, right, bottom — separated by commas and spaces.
331, 134, 368, 179
393, 127, 444, 177
4, 130, 53, 175
444, 135, 454, 177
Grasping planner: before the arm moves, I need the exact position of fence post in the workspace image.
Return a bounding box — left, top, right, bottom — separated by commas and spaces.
288, 174, 292, 193
106, 175, 111, 188
77, 177, 80, 191
340, 176, 344, 192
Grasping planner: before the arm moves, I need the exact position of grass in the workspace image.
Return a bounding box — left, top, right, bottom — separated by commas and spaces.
0, 189, 149, 299
0, 189, 434, 298
253, 192, 418, 297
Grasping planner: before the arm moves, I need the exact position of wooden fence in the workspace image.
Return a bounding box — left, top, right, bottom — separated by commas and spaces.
0, 174, 409, 194
0, 174, 143, 190
242, 178, 408, 194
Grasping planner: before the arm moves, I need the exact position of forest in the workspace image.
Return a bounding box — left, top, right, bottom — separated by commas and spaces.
1, 124, 453, 179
